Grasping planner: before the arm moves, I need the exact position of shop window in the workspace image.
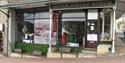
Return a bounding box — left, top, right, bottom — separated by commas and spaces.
16, 10, 50, 44
34, 12, 50, 44
103, 11, 111, 40
21, 13, 34, 43
60, 11, 86, 46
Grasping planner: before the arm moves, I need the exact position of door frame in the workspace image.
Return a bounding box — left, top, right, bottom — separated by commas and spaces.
85, 9, 101, 48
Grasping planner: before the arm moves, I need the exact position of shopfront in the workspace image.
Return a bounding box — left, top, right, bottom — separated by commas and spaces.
50, 0, 115, 49
0, 0, 116, 57
13, 0, 115, 56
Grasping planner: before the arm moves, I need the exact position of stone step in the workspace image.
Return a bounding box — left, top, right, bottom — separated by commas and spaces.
10, 53, 43, 58
81, 49, 97, 55
47, 52, 77, 58
78, 53, 97, 58
47, 51, 97, 58
47, 52, 61, 58
83, 48, 97, 51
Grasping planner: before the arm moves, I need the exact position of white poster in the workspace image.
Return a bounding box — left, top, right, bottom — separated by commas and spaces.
88, 10, 98, 20
0, 24, 3, 31
87, 34, 97, 41
34, 19, 50, 44
91, 26, 94, 30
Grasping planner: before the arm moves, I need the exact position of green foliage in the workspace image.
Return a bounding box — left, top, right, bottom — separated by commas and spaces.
117, 21, 125, 30
71, 47, 81, 53
15, 42, 49, 56
68, 34, 76, 43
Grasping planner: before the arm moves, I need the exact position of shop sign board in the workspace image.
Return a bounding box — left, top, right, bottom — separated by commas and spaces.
51, 1, 114, 9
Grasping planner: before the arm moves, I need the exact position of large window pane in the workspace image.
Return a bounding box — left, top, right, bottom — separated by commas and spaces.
24, 13, 34, 20
16, 10, 50, 44
34, 12, 50, 44
35, 12, 49, 19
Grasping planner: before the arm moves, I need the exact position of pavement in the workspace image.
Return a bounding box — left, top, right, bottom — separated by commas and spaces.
0, 33, 125, 63
115, 33, 125, 56
0, 56, 125, 63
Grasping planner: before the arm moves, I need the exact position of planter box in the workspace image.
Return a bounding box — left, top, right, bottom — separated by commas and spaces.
33, 51, 42, 56
14, 49, 22, 53
59, 47, 71, 53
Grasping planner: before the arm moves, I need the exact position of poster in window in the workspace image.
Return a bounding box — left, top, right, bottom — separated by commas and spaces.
51, 11, 59, 45
0, 24, 3, 31
87, 34, 97, 41
34, 19, 50, 44
52, 12, 58, 32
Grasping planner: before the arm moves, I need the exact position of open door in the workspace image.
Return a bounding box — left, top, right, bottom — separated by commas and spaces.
86, 20, 98, 48
85, 9, 100, 48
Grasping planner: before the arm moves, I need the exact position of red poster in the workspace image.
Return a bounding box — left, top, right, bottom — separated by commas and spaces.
52, 11, 59, 32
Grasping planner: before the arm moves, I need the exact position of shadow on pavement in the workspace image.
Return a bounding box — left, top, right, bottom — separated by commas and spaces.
119, 37, 125, 44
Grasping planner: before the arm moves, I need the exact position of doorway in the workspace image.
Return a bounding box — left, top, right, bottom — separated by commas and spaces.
85, 9, 101, 48
86, 20, 98, 48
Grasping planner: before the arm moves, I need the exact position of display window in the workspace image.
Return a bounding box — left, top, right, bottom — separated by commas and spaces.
16, 8, 50, 44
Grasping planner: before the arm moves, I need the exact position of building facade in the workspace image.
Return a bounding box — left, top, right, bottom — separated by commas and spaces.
0, 0, 117, 57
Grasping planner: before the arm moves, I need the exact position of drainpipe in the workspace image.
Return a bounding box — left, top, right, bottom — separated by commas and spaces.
111, 7, 116, 53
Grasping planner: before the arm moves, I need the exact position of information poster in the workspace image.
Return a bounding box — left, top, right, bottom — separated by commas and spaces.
0, 24, 3, 31
34, 20, 50, 44
87, 34, 97, 41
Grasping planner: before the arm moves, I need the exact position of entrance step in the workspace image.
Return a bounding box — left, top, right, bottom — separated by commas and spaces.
47, 49, 97, 58
78, 53, 97, 58
79, 49, 97, 58
81, 50, 97, 54
83, 48, 97, 51
81, 48, 97, 55
47, 52, 76, 58
47, 52, 60, 58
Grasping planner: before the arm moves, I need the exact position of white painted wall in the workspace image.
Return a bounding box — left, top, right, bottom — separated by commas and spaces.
8, 9, 16, 53
0, 0, 9, 56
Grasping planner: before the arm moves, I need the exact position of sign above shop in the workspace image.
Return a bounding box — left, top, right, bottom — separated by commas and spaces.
51, 1, 114, 10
